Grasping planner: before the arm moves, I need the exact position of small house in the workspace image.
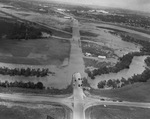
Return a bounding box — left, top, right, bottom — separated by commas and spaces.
98, 55, 106, 59
85, 52, 92, 57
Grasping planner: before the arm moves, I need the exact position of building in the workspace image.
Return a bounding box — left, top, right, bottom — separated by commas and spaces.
98, 55, 106, 59
39, 8, 47, 13
57, 8, 66, 12
64, 16, 71, 19
85, 52, 92, 57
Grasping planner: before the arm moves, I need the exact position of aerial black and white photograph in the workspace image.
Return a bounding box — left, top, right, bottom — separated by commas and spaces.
0, 0, 150, 119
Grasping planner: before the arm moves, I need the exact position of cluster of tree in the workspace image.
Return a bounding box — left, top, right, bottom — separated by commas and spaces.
0, 80, 73, 94
70, 10, 150, 29
0, 0, 10, 3
46, 84, 73, 95
97, 14, 150, 29
47, 115, 54, 119
87, 32, 150, 79
82, 41, 112, 57
0, 81, 44, 89
145, 57, 150, 67
11, 1, 40, 13
8, 22, 42, 40
0, 67, 53, 77
88, 52, 145, 79
84, 13, 150, 29
82, 77, 90, 87
98, 80, 118, 89
120, 34, 150, 53
98, 68, 150, 89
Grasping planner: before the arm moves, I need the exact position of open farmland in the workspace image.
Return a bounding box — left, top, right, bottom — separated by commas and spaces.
1, 1, 150, 119
0, 14, 72, 90
0, 18, 16, 38
0, 19, 70, 65
0, 12, 72, 38
0, 102, 70, 119
0, 38, 70, 65
85, 105, 150, 119
0, 1, 73, 39
80, 30, 99, 37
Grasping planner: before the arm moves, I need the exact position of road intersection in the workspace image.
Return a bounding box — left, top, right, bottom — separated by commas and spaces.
0, 73, 150, 119
0, 9, 150, 119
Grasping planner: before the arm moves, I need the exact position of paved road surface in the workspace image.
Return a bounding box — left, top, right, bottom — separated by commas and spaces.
84, 97, 150, 110
0, 7, 150, 119
67, 18, 86, 83
69, 18, 86, 119
1, 81, 150, 119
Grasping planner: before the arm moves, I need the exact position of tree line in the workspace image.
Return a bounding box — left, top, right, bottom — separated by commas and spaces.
46, 85, 73, 95
98, 57, 150, 89
87, 33, 150, 79
8, 22, 52, 40
145, 57, 150, 67
0, 81, 44, 89
87, 52, 147, 79
98, 68, 150, 89
0, 80, 73, 94
0, 67, 54, 77
120, 34, 150, 53
8, 22, 41, 40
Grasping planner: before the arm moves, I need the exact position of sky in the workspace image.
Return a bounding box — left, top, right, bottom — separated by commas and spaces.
50, 0, 150, 12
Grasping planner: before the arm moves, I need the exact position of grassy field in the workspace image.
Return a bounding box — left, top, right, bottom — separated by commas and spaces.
116, 24, 150, 35
80, 19, 150, 35
81, 37, 100, 42
81, 37, 95, 41
84, 58, 111, 69
0, 19, 71, 65
0, 104, 68, 119
81, 41, 114, 58
0, 83, 73, 95
0, 17, 72, 39
0, 38, 70, 65
0, 19, 15, 38
63, 26, 72, 33
85, 105, 150, 119
90, 80, 150, 102
80, 30, 99, 37
97, 25, 150, 42
40, 25, 72, 38
97, 26, 127, 33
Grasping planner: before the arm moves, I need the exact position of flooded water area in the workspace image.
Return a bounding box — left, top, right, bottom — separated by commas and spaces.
80, 22, 150, 89
88, 56, 148, 88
